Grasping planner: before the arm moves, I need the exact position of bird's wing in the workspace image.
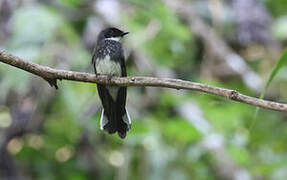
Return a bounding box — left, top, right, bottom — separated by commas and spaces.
117, 47, 127, 109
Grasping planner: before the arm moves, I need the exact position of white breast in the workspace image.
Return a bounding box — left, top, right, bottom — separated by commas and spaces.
95, 55, 122, 76
95, 55, 121, 101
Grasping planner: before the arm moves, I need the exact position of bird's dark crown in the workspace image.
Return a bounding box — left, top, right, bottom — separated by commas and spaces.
97, 27, 129, 42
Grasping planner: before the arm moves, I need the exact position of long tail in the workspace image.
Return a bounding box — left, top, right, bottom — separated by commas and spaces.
100, 108, 131, 139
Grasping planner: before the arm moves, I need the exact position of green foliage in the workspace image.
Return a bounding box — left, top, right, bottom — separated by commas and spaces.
272, 16, 287, 41
163, 118, 201, 143
260, 48, 287, 100
266, 0, 287, 17
57, 0, 84, 8
125, 0, 193, 68
254, 48, 287, 121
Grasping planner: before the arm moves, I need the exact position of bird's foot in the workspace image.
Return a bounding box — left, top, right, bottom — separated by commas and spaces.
107, 74, 114, 81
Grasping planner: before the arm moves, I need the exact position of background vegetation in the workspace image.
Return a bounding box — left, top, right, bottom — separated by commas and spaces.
0, 0, 287, 179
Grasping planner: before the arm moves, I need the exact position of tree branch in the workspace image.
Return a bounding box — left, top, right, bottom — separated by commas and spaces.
0, 50, 286, 112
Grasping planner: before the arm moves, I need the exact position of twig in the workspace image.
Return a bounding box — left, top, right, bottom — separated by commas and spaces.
0, 50, 287, 112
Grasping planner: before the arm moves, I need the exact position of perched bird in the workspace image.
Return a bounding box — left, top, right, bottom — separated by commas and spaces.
92, 27, 131, 139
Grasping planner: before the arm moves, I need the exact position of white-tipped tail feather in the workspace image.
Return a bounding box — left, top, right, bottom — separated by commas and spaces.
99, 108, 131, 131
100, 109, 108, 130
123, 108, 131, 130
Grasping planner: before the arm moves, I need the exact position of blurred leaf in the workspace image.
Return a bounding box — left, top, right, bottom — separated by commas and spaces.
228, 145, 250, 166
272, 16, 287, 41
254, 48, 287, 121
266, 0, 287, 17
10, 6, 62, 60
163, 118, 201, 143
57, 0, 84, 8
260, 48, 287, 94
261, 48, 287, 97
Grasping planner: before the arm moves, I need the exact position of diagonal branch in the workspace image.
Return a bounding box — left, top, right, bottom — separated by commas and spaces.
0, 50, 287, 112
164, 0, 263, 92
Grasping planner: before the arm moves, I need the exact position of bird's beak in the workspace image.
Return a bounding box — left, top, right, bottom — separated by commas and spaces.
121, 32, 129, 37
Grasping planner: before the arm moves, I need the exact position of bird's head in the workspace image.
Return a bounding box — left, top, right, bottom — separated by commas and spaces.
98, 27, 129, 42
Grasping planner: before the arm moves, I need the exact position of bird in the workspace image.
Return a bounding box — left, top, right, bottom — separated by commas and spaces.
92, 27, 131, 139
